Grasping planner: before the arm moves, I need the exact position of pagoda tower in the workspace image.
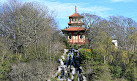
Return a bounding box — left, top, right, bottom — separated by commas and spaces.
62, 6, 86, 45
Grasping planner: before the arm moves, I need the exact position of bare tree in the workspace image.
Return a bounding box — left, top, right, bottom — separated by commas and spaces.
0, 0, 63, 80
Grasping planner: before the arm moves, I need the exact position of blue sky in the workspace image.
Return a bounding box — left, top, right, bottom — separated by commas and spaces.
0, 0, 137, 29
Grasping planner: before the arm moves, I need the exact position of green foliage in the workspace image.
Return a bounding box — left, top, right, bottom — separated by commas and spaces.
79, 49, 93, 69
95, 65, 112, 81
0, 43, 11, 80
111, 65, 122, 78
79, 46, 137, 81
0, 59, 11, 80
124, 52, 137, 81
51, 77, 57, 81
82, 13, 137, 81
79, 49, 106, 80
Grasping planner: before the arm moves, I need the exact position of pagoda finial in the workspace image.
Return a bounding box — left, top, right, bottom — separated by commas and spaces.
75, 6, 77, 13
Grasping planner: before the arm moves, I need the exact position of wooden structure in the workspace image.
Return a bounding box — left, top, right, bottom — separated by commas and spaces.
62, 6, 86, 45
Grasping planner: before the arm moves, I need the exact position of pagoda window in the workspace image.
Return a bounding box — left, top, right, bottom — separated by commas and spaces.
80, 35, 83, 39
76, 18, 78, 21
74, 18, 76, 21
79, 18, 81, 21
72, 18, 73, 21
69, 35, 72, 39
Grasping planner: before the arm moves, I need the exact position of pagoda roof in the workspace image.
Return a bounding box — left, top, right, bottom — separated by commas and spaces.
69, 13, 83, 18
62, 27, 85, 31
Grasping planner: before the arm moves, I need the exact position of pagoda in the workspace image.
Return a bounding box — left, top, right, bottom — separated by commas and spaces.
62, 6, 86, 45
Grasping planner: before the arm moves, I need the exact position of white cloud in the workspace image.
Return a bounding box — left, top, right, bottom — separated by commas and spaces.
0, 0, 112, 29
0, 0, 7, 4
79, 6, 111, 17
0, 0, 111, 18
112, 0, 134, 2
22, 0, 111, 18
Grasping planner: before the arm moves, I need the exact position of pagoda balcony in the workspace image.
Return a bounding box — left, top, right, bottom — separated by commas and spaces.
68, 22, 85, 26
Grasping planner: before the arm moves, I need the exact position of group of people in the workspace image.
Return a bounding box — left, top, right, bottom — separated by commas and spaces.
66, 48, 82, 73
56, 48, 85, 80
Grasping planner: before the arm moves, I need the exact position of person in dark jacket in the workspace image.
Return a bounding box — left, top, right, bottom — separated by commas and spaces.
74, 51, 80, 68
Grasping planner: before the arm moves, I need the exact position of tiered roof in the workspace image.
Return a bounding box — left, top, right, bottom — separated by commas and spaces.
69, 13, 83, 18
62, 27, 85, 31
62, 6, 85, 32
